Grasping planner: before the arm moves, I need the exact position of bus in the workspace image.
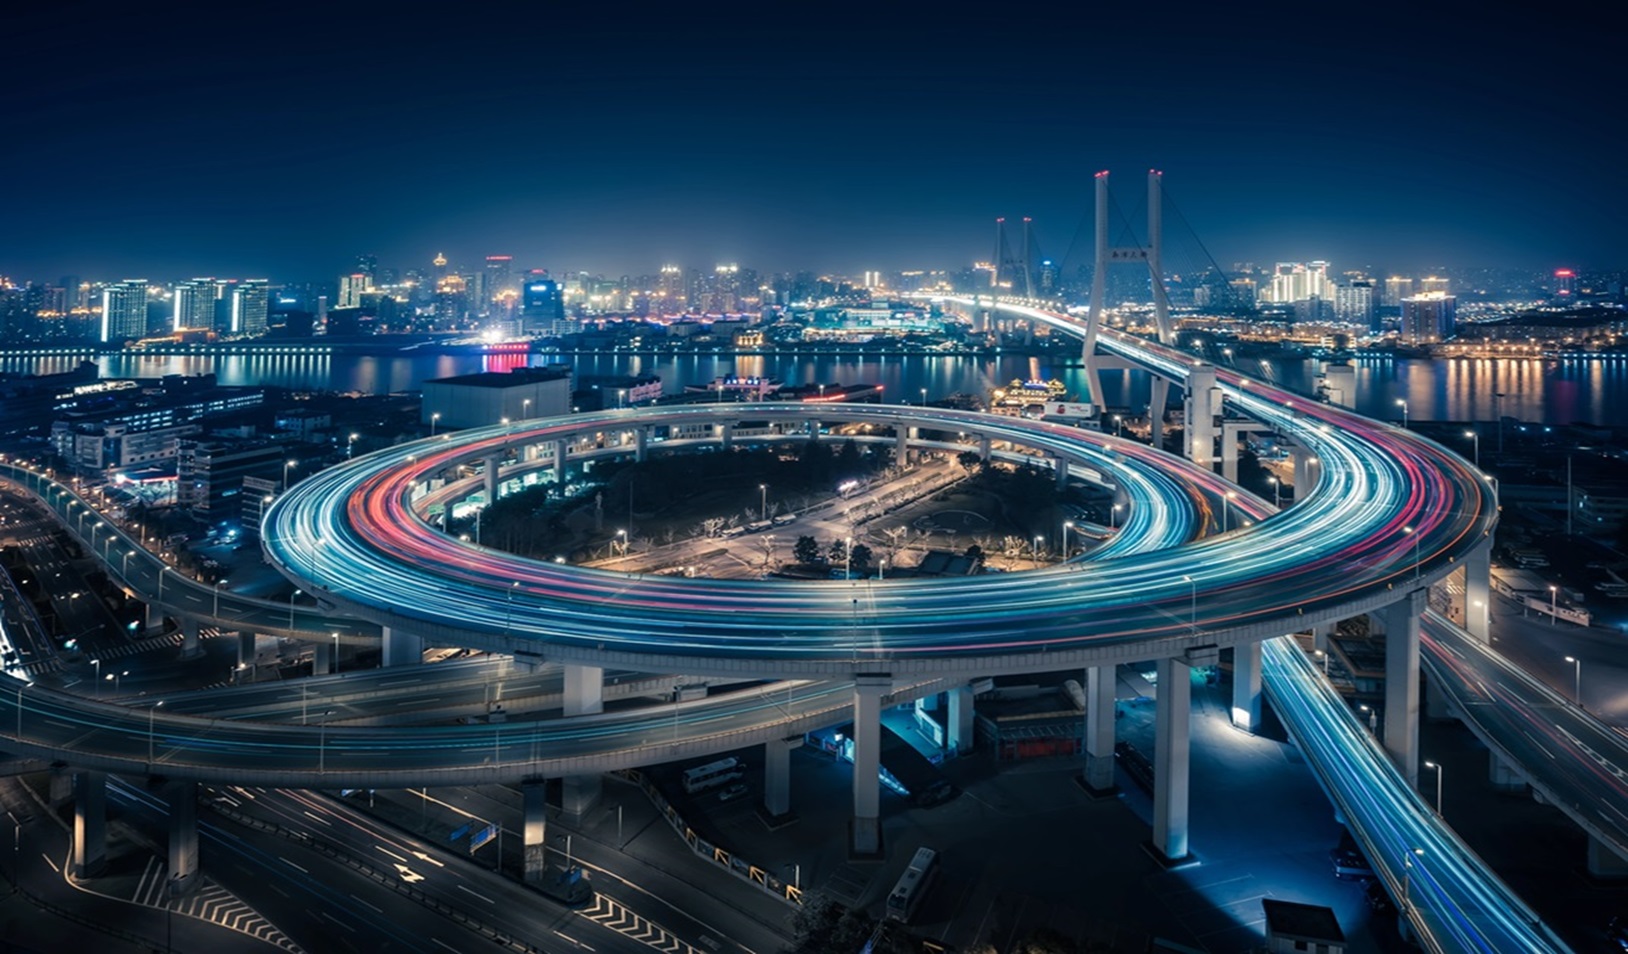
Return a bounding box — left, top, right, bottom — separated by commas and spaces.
681, 757, 745, 794
885, 847, 939, 923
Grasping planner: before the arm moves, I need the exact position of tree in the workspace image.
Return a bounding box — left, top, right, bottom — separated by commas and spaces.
827, 538, 849, 567
793, 535, 822, 566
957, 450, 983, 472
849, 543, 874, 577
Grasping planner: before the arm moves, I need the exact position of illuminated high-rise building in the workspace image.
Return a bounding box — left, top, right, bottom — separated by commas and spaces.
1383, 276, 1414, 307
1419, 275, 1450, 296
1268, 261, 1330, 303
656, 265, 685, 314
338, 273, 371, 308
1400, 292, 1456, 344
520, 270, 564, 333
173, 278, 221, 332
1334, 280, 1376, 331
100, 279, 148, 343
1554, 268, 1576, 297
230, 280, 269, 336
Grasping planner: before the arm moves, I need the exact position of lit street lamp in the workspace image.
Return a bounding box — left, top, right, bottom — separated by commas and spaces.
919, 388, 927, 407
148, 700, 164, 764
1549, 585, 1558, 624
1061, 520, 1073, 558
431, 412, 441, 437
347, 433, 358, 458
1111, 503, 1121, 530
1402, 847, 1425, 916
1268, 476, 1280, 509
1396, 398, 1409, 429
1424, 760, 1444, 818
1180, 574, 1196, 632
283, 459, 297, 493
1223, 491, 1237, 533
759, 483, 768, 519
1565, 655, 1582, 704
1463, 429, 1479, 468
1403, 524, 1420, 581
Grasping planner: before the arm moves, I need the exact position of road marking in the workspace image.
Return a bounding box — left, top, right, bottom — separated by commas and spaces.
349, 893, 383, 913
301, 810, 332, 826
432, 940, 460, 952
456, 883, 495, 904
319, 910, 357, 932
376, 846, 407, 863
279, 856, 308, 873
42, 853, 58, 872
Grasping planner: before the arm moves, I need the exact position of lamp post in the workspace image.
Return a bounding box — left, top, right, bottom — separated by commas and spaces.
1111, 503, 1121, 530
319, 710, 335, 775
332, 632, 340, 672
919, 388, 927, 407
431, 412, 441, 437
213, 580, 223, 620
506, 581, 518, 633
122, 549, 135, 579
347, 433, 358, 459
1113, 414, 1123, 437
1402, 847, 1424, 916
1061, 520, 1073, 558
1314, 649, 1329, 675
1181, 575, 1196, 633
283, 459, 297, 493
1549, 585, 1558, 624
1565, 655, 1582, 704
1223, 491, 1236, 533
759, 483, 768, 519
522, 398, 532, 419
1268, 476, 1280, 510
1424, 760, 1444, 818
290, 588, 300, 630
1395, 398, 1409, 429
1403, 525, 1420, 581
1463, 429, 1479, 468
14, 681, 31, 739
845, 536, 853, 579
92, 658, 101, 696
672, 684, 682, 743
1032, 535, 1043, 563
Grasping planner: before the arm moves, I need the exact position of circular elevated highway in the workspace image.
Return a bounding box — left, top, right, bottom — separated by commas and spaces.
262, 372, 1495, 678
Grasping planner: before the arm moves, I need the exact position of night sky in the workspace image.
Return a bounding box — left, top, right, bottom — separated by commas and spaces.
3, 3, 1620, 282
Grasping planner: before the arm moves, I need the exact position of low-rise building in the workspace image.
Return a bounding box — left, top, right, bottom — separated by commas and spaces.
422, 365, 572, 430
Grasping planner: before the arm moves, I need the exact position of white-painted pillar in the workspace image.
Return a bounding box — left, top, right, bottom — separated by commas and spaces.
851, 673, 890, 856
635, 427, 649, 463
313, 639, 333, 675
1383, 589, 1425, 788
1149, 377, 1170, 448
179, 618, 202, 659
72, 770, 107, 878
167, 780, 199, 895
1153, 656, 1192, 861
1084, 665, 1117, 792
562, 665, 604, 820
1183, 366, 1218, 471
946, 685, 975, 755
380, 626, 423, 667
719, 423, 733, 450
523, 779, 548, 882
484, 454, 500, 503
1054, 456, 1069, 490
764, 736, 801, 817
1231, 641, 1262, 733
551, 439, 567, 483
1464, 539, 1491, 643
1221, 424, 1240, 484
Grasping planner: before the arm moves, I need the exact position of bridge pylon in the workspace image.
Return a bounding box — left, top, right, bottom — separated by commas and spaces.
1084, 170, 1177, 413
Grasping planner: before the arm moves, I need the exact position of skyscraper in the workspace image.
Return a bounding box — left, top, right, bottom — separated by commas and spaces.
1334, 280, 1376, 331
173, 278, 221, 332
230, 280, 269, 336
520, 271, 563, 333
1400, 292, 1456, 344
1383, 276, 1414, 308
1268, 262, 1330, 303
100, 279, 148, 343
338, 273, 371, 308
484, 256, 513, 309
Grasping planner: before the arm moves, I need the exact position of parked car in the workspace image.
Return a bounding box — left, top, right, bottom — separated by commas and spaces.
718, 783, 749, 802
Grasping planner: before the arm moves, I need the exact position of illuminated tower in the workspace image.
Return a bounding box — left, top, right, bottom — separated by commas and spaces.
230, 280, 269, 336
1083, 170, 1174, 408
173, 278, 221, 332
99, 279, 148, 343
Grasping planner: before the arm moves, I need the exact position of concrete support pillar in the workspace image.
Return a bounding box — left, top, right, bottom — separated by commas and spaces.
484, 454, 500, 504
719, 423, 733, 450
763, 736, 801, 818
1084, 665, 1117, 793
1488, 751, 1525, 791
1588, 836, 1628, 879
1382, 590, 1425, 788
551, 439, 567, 483
561, 664, 604, 822
1153, 656, 1192, 862
381, 626, 423, 667
1312, 622, 1332, 652
237, 630, 256, 668
179, 618, 203, 659
894, 428, 909, 468
1221, 424, 1240, 484
1292, 446, 1319, 504
72, 770, 107, 878
1230, 641, 1262, 733
978, 436, 991, 461
167, 780, 199, 895
313, 639, 333, 676
851, 673, 891, 857
807, 420, 820, 441
1149, 376, 1170, 449
1183, 366, 1218, 472
1054, 456, 1069, 491
1463, 539, 1492, 643
523, 779, 548, 883
635, 427, 649, 463
48, 765, 73, 808
946, 685, 975, 756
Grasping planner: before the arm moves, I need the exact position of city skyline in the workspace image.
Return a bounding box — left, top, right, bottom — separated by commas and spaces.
3, 4, 1622, 281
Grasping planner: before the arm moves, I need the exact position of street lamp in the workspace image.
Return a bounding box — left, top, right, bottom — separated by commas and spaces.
1424, 760, 1444, 818
1111, 503, 1121, 530
1180, 575, 1196, 632
506, 581, 518, 633
1314, 649, 1329, 675
1032, 535, 1043, 563
283, 459, 297, 493
1549, 585, 1558, 624
1223, 491, 1236, 533
1396, 398, 1409, 429
1402, 847, 1425, 915
1061, 520, 1073, 559
431, 412, 441, 437
1403, 525, 1420, 581
1565, 655, 1582, 703
290, 588, 300, 630
1113, 414, 1123, 437
14, 681, 31, 739
92, 658, 101, 696
522, 398, 532, 418
122, 549, 136, 579
919, 388, 927, 407
845, 536, 854, 579
759, 483, 768, 519
1463, 429, 1479, 468
1268, 476, 1280, 510
319, 710, 335, 775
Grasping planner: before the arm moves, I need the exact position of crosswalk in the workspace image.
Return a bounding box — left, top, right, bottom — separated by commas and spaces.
11, 627, 227, 679
132, 856, 304, 952
577, 894, 702, 954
